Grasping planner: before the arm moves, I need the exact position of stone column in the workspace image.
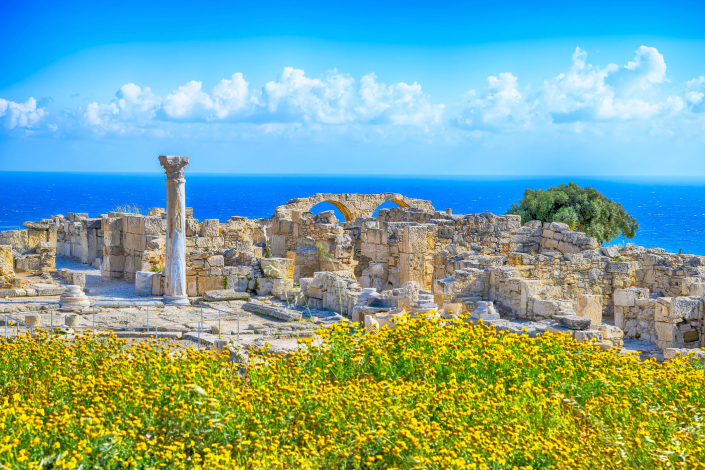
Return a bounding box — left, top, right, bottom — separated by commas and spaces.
158, 155, 190, 306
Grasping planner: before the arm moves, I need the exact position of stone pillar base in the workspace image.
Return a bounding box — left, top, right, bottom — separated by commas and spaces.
163, 295, 190, 306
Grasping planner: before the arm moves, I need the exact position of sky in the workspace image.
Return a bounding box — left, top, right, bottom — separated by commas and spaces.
1, 0, 705, 175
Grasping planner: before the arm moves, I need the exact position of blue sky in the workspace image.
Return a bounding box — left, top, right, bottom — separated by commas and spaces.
1, 0, 705, 175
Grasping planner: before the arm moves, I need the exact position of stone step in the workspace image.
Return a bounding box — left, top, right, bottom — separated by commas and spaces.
242, 302, 302, 322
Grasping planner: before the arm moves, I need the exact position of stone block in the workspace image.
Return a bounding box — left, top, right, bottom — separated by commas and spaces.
260, 258, 294, 279
186, 219, 199, 237
151, 272, 163, 296
135, 271, 155, 296
14, 257, 41, 272
402, 225, 427, 254
557, 315, 592, 330
144, 216, 165, 236
520, 280, 542, 318
600, 246, 620, 258
203, 289, 250, 302
574, 330, 603, 343
124, 215, 144, 234
606, 262, 630, 274
655, 322, 679, 342
197, 276, 221, 295
103, 230, 122, 247
613, 288, 648, 307
549, 222, 570, 232
207, 255, 225, 267
102, 217, 122, 232
669, 297, 701, 322
200, 219, 220, 237
104, 255, 125, 273
576, 294, 602, 325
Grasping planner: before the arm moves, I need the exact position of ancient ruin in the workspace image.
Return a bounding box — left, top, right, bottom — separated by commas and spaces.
1, 165, 704, 359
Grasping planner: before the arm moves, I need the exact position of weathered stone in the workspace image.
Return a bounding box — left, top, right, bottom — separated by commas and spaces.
242, 301, 301, 321
556, 315, 591, 330
576, 294, 601, 325
135, 271, 155, 297
606, 262, 630, 274
203, 289, 250, 302
260, 258, 294, 279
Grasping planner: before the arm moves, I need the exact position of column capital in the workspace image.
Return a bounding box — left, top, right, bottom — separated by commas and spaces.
158, 155, 189, 182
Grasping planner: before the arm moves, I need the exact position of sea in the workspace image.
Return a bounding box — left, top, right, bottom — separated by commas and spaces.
1, 172, 705, 255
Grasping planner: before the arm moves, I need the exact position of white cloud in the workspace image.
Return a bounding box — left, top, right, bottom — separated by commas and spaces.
543, 46, 674, 123
685, 76, 705, 113
73, 68, 442, 132
0, 97, 47, 130
356, 73, 444, 126
454, 72, 535, 131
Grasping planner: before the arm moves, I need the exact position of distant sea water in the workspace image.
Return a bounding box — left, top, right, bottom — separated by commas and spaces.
2, 172, 705, 255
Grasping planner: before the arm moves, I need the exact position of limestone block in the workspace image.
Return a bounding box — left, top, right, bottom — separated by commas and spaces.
70, 272, 86, 287
103, 255, 125, 273
573, 330, 603, 343
144, 216, 165, 236
655, 322, 679, 342
688, 282, 705, 297
24, 315, 41, 326
557, 315, 591, 330
271, 278, 294, 298
102, 217, 122, 232
186, 219, 199, 237
207, 255, 224, 267
0, 245, 13, 276
15, 257, 41, 272
606, 262, 630, 274
549, 222, 570, 232
151, 272, 163, 296
600, 246, 620, 258
576, 294, 602, 325
186, 276, 197, 297
270, 235, 287, 258
197, 276, 222, 295
200, 219, 220, 237
260, 258, 294, 279
668, 297, 700, 322
203, 289, 250, 301
103, 230, 122, 247
124, 255, 135, 274
613, 288, 648, 307
123, 215, 144, 234
135, 271, 155, 296
402, 225, 427, 254
520, 280, 542, 317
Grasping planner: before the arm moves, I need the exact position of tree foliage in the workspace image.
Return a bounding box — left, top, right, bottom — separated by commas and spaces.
506, 182, 639, 244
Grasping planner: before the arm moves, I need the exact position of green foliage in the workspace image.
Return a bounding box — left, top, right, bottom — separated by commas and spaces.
151, 265, 163, 273
506, 182, 639, 244
222, 277, 227, 289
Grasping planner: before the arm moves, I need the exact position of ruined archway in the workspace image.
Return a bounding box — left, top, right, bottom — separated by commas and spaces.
274, 193, 435, 221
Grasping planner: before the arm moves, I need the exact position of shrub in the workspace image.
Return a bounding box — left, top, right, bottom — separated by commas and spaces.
1, 317, 704, 469
507, 182, 639, 244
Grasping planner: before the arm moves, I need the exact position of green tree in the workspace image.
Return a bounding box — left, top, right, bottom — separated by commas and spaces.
506, 182, 639, 244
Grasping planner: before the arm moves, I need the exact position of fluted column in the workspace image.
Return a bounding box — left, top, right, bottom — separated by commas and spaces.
158, 155, 190, 306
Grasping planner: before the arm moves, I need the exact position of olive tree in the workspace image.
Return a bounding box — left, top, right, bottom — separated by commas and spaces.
506, 182, 639, 244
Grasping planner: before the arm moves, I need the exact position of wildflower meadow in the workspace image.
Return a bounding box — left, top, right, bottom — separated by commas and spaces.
1, 316, 704, 469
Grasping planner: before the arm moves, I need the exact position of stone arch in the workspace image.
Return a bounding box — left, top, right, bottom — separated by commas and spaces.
316, 200, 354, 222
274, 193, 434, 221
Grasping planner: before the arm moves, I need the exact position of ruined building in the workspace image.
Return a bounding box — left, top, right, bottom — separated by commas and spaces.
1, 191, 703, 353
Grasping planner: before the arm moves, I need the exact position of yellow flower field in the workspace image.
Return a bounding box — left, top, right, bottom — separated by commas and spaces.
1, 316, 704, 469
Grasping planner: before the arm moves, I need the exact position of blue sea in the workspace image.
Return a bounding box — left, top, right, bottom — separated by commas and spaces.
2, 172, 705, 255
